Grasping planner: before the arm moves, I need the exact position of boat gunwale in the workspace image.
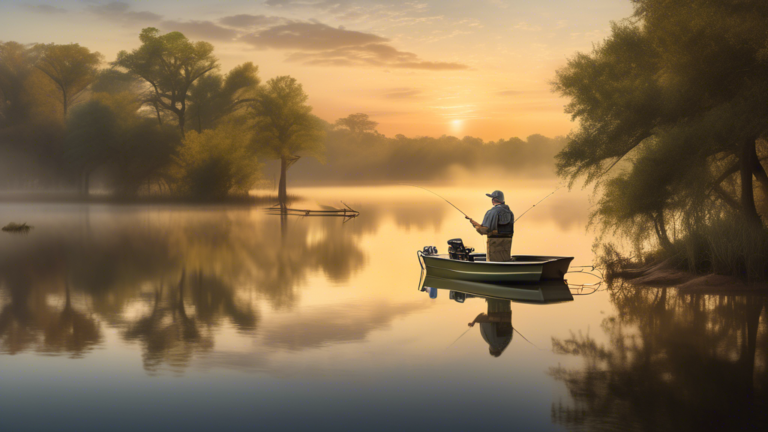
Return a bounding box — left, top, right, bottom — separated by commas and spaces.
421, 254, 573, 266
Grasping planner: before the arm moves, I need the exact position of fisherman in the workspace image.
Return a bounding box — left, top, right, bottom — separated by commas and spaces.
468, 190, 514, 262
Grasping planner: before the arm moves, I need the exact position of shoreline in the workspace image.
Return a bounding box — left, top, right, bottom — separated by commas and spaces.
614, 259, 768, 293
0, 192, 298, 206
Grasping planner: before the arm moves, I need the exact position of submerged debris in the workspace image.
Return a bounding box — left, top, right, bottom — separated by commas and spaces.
2, 222, 33, 233
266, 201, 360, 219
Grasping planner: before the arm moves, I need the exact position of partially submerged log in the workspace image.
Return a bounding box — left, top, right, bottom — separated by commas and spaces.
266, 201, 360, 218
2, 222, 32, 233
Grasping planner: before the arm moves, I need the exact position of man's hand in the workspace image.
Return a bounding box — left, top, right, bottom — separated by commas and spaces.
468, 218, 479, 228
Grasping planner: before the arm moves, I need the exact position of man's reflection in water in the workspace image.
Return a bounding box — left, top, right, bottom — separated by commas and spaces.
468, 299, 513, 357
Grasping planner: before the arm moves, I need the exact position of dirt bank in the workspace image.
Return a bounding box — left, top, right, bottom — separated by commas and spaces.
616, 259, 768, 293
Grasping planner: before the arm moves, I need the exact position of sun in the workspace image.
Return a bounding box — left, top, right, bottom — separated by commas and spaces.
450, 119, 464, 135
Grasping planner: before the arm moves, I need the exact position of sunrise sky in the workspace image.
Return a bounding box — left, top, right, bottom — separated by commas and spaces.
0, 0, 633, 140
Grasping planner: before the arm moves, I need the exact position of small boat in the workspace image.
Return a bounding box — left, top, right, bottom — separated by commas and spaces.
420, 275, 574, 304
417, 239, 573, 283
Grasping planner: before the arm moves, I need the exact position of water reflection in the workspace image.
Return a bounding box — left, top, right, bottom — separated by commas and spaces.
551, 285, 768, 432
0, 197, 448, 371
468, 299, 513, 357
420, 274, 572, 357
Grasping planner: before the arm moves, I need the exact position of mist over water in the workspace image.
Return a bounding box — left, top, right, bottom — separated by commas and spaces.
1, 185, 765, 431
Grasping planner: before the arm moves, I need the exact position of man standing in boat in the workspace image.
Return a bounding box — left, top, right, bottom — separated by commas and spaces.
468, 190, 514, 262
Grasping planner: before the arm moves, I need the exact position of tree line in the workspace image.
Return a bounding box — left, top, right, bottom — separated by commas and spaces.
0, 28, 323, 202
555, 0, 768, 280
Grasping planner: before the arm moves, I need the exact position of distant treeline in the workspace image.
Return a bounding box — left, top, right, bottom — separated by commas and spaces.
1, 29, 561, 198
268, 128, 565, 185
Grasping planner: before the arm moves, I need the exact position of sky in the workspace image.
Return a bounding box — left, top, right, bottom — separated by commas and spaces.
0, 0, 634, 140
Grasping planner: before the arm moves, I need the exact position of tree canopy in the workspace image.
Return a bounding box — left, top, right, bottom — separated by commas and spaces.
114, 27, 219, 136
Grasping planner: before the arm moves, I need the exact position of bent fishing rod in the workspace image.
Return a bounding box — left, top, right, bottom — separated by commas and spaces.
401, 184, 562, 223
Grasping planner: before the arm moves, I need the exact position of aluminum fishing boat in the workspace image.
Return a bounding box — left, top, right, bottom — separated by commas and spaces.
418, 238, 573, 283
419, 275, 574, 304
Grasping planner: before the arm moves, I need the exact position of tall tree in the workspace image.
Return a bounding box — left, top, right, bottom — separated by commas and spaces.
250, 76, 324, 204
187, 62, 260, 133
334, 113, 378, 135
0, 41, 37, 126
34, 43, 102, 118
113, 28, 219, 137
554, 0, 768, 230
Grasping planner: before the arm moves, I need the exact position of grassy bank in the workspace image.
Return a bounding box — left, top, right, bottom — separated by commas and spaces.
600, 215, 768, 285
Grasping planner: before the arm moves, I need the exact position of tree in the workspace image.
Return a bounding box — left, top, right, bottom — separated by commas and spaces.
171, 117, 260, 198
334, 113, 378, 135
0, 41, 37, 126
187, 62, 260, 133
250, 76, 324, 204
34, 43, 102, 118
113, 28, 219, 137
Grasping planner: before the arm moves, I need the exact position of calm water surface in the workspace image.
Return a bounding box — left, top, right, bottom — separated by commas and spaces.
1, 185, 766, 431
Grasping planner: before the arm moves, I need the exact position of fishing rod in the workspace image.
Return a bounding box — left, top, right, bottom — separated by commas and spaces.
400, 184, 472, 219
514, 186, 563, 223
403, 184, 564, 223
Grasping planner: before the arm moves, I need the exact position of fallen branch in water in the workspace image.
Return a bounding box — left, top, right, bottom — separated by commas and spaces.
2, 222, 32, 233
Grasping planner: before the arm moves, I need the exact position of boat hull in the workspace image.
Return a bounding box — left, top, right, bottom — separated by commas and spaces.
419, 253, 573, 283
421, 275, 574, 304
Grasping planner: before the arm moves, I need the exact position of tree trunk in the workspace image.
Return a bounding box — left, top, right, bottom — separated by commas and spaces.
278, 156, 288, 204
62, 91, 68, 119
178, 113, 186, 138
153, 102, 163, 126
80, 170, 90, 198
740, 138, 762, 226
652, 212, 673, 251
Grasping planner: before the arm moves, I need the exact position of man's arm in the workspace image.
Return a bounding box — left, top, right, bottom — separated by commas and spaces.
469, 218, 491, 235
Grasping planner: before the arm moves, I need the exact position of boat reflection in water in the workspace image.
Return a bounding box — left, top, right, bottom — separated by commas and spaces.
419, 273, 573, 357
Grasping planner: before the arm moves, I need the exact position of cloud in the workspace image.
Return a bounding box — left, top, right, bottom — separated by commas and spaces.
242, 22, 468, 70
241, 21, 386, 51
383, 88, 422, 99
513, 22, 542, 31
258, 300, 427, 351
218, 14, 286, 29
87, 1, 161, 23
497, 90, 524, 96
20, 4, 67, 14
160, 20, 239, 41
264, 0, 354, 11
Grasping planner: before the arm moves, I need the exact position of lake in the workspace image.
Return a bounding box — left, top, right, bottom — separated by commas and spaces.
1, 185, 766, 431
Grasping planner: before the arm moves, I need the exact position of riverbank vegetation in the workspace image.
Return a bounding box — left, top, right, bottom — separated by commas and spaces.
1, 29, 564, 202
0, 28, 324, 202
556, 0, 768, 282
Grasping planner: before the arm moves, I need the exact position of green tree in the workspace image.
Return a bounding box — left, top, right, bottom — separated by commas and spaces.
171, 118, 260, 198
113, 28, 219, 137
0, 41, 37, 126
334, 113, 378, 135
34, 43, 102, 118
555, 1, 768, 226
66, 93, 179, 197
250, 76, 324, 203
187, 62, 260, 133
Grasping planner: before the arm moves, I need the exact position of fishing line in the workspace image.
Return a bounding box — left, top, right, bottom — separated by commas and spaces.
514, 186, 563, 222
400, 184, 472, 218
445, 326, 474, 350
513, 327, 545, 351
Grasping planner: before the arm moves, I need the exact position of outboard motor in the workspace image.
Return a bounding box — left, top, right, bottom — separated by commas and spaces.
447, 238, 474, 261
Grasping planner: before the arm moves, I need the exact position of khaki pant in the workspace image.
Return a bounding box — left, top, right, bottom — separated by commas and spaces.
487, 236, 513, 262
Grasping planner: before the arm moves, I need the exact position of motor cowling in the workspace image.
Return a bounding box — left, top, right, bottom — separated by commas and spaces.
447, 238, 474, 261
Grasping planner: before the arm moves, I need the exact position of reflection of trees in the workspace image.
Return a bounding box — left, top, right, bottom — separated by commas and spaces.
0, 206, 368, 369
123, 271, 214, 373
550, 287, 768, 431
42, 284, 101, 358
